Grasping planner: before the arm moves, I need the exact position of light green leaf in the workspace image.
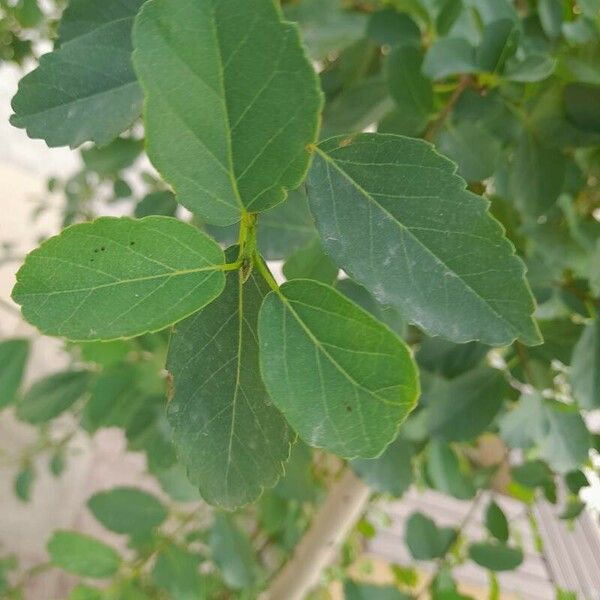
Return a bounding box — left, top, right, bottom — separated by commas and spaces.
485, 500, 509, 543
351, 436, 414, 496
210, 514, 259, 590
0, 339, 29, 409
81, 137, 143, 177
16, 370, 91, 424
425, 367, 509, 441
504, 53, 556, 82
10, 0, 144, 148
167, 252, 291, 509
306, 133, 540, 346
48, 531, 121, 578
426, 441, 474, 499
539, 403, 590, 474
152, 544, 203, 600
12, 216, 226, 341
15, 465, 35, 502
571, 320, 600, 409
283, 240, 339, 284
405, 512, 456, 560
344, 581, 411, 600
468, 542, 523, 572
133, 0, 322, 225
88, 487, 167, 535
258, 279, 419, 458
422, 37, 477, 80
564, 83, 600, 134
386, 43, 433, 137
68, 585, 103, 600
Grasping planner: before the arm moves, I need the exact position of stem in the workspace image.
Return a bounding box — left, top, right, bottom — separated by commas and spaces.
263, 468, 370, 600
253, 252, 279, 293
424, 75, 472, 142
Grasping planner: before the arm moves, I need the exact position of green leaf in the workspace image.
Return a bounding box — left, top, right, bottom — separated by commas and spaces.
88, 487, 167, 535
152, 544, 203, 600
68, 585, 103, 600
539, 403, 590, 474
564, 84, 600, 134
306, 133, 540, 346
511, 460, 553, 489
344, 580, 411, 600
79, 340, 131, 367
425, 367, 509, 442
435, 120, 501, 182
134, 191, 177, 218
133, 0, 322, 225
12, 216, 226, 341
16, 370, 91, 424
283, 240, 339, 284
10, 0, 144, 148
167, 251, 292, 509
509, 131, 565, 218
367, 9, 421, 47
426, 441, 474, 499
405, 512, 456, 560
48, 531, 121, 578
565, 469, 589, 495
499, 392, 549, 449
416, 336, 488, 378
210, 514, 259, 590
285, 0, 367, 60
571, 320, 600, 409
422, 37, 477, 79
351, 436, 414, 496
15, 465, 35, 502
81, 137, 143, 177
468, 542, 523, 571
436, 0, 463, 36
258, 279, 419, 458
476, 19, 518, 73
538, 0, 563, 39
485, 500, 509, 543
0, 339, 29, 409
386, 43, 434, 137
504, 53, 556, 82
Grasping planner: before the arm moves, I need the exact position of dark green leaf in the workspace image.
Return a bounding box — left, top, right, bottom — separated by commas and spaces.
283, 240, 339, 284
512, 460, 553, 488
485, 500, 509, 543
405, 512, 456, 560
436, 0, 463, 36
538, 0, 563, 39
48, 531, 121, 578
425, 367, 509, 442
88, 487, 167, 535
167, 252, 292, 509
307, 133, 540, 345
134, 191, 177, 218
133, 0, 322, 225
12, 217, 226, 341
259, 279, 419, 458
367, 9, 421, 47
426, 441, 474, 499
423, 38, 476, 79
15, 465, 35, 502
468, 542, 523, 571
0, 339, 29, 409
416, 337, 488, 379
17, 370, 91, 424
351, 436, 414, 496
565, 470, 589, 495
564, 84, 600, 134
476, 19, 518, 73
10, 0, 144, 148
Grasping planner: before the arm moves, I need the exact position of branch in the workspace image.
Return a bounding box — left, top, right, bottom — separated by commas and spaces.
424, 75, 472, 142
263, 468, 370, 600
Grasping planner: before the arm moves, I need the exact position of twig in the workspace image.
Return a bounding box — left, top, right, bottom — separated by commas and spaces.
424, 75, 472, 142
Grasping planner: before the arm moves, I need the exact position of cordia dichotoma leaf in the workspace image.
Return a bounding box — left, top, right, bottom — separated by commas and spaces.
10, 0, 144, 148
12, 217, 226, 341
167, 250, 292, 509
306, 133, 541, 346
133, 0, 322, 225
258, 278, 419, 459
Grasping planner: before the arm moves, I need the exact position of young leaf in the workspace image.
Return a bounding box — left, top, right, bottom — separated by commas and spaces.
485, 500, 509, 543
167, 253, 292, 509
12, 217, 226, 341
16, 371, 92, 424
258, 279, 419, 458
571, 319, 600, 410
87, 487, 167, 535
351, 435, 414, 496
133, 0, 322, 225
405, 512, 456, 560
0, 339, 29, 409
306, 133, 540, 346
10, 0, 144, 148
468, 542, 523, 571
48, 531, 121, 578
